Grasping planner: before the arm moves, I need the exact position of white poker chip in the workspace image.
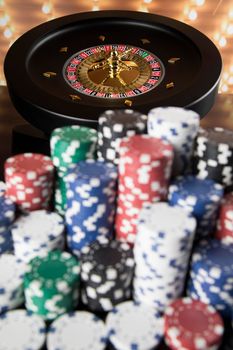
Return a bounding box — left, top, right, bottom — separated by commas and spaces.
138, 202, 196, 238
11, 210, 65, 262
0, 309, 46, 350
106, 301, 164, 350
0, 254, 25, 293
133, 203, 196, 310
47, 311, 107, 350
148, 106, 200, 127
12, 210, 64, 242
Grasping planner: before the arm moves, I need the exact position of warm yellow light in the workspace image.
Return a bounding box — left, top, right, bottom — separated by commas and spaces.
213, 32, 220, 41
0, 79, 6, 86
188, 9, 198, 21
0, 13, 9, 27
3, 26, 13, 39
229, 9, 233, 19
139, 5, 149, 12
195, 0, 205, 6
221, 84, 229, 92
227, 24, 233, 35
42, 2, 52, 15
143, 0, 153, 3
228, 76, 233, 85
92, 5, 99, 11
219, 36, 227, 47
223, 72, 229, 80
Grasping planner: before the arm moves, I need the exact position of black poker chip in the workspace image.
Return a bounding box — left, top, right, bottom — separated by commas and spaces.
193, 127, 233, 190
97, 109, 147, 164
80, 237, 134, 313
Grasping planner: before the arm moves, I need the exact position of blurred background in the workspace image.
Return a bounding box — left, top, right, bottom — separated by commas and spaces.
0, 0, 232, 94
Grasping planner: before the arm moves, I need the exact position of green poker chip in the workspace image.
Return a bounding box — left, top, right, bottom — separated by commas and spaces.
50, 125, 97, 171
50, 125, 97, 214
24, 250, 80, 320
54, 170, 67, 215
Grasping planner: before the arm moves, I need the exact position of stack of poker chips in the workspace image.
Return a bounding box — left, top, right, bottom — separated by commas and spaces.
215, 192, 233, 245
193, 127, 233, 190
147, 107, 200, 176
65, 160, 117, 257
0, 254, 25, 313
115, 134, 173, 244
187, 239, 233, 319
11, 210, 65, 263
168, 175, 223, 239
24, 250, 80, 320
47, 311, 107, 350
97, 109, 147, 165
106, 301, 164, 350
81, 237, 134, 312
4, 153, 54, 211
0, 195, 15, 254
133, 202, 196, 311
0, 310, 46, 350
50, 126, 98, 215
164, 298, 224, 350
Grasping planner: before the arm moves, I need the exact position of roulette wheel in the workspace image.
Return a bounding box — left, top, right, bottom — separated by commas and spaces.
4, 10, 222, 133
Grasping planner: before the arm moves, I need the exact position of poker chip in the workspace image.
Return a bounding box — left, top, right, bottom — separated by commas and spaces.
193, 127, 233, 190
0, 228, 13, 255
4, 153, 54, 211
215, 193, 233, 245
0, 195, 15, 228
106, 300, 164, 350
0, 309, 46, 350
24, 250, 80, 320
81, 236, 134, 312
168, 175, 223, 239
187, 239, 233, 319
50, 125, 98, 171
148, 106, 200, 176
0, 194, 15, 254
115, 134, 173, 244
0, 181, 6, 196
97, 109, 147, 165
11, 210, 65, 263
65, 160, 117, 257
164, 297, 224, 350
0, 254, 25, 313
47, 311, 107, 350
133, 202, 196, 311
50, 125, 97, 215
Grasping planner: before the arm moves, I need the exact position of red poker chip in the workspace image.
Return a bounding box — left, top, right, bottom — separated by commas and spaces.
164, 298, 224, 350
116, 135, 173, 243
4, 153, 54, 180
119, 134, 173, 162
216, 193, 233, 244
4, 153, 54, 211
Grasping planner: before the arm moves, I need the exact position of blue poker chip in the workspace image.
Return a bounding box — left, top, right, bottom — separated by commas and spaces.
0, 228, 13, 254
106, 300, 164, 350
0, 195, 15, 227
187, 239, 233, 318
168, 176, 223, 238
65, 160, 117, 256
0, 309, 46, 350
47, 311, 107, 350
